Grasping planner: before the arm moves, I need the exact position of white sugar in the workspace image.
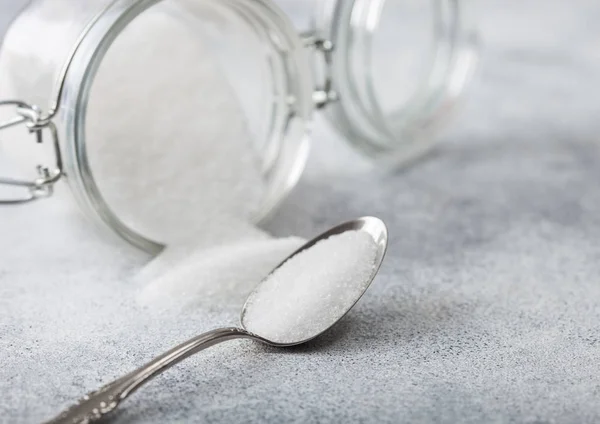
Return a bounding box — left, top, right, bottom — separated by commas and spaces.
135, 218, 272, 284
138, 236, 305, 310
85, 5, 265, 244
242, 230, 378, 344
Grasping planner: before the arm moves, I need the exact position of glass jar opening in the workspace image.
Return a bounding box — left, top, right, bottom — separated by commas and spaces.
316, 0, 478, 162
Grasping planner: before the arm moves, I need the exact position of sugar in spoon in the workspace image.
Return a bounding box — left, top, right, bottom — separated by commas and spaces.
46, 216, 388, 424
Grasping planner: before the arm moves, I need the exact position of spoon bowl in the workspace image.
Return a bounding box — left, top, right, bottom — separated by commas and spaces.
241, 216, 388, 346
46, 216, 388, 424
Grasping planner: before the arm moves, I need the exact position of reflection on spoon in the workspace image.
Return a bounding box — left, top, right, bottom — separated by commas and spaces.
45, 216, 388, 424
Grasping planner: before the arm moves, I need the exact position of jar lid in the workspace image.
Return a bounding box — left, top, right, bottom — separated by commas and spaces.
312, 0, 479, 164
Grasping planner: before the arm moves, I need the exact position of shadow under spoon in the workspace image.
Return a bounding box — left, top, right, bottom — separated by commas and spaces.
45, 216, 388, 424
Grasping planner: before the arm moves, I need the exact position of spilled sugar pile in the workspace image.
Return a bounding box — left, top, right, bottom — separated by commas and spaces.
242, 230, 378, 344
139, 235, 305, 309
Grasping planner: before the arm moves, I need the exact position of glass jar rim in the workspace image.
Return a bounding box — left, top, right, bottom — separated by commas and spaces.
313, 0, 479, 163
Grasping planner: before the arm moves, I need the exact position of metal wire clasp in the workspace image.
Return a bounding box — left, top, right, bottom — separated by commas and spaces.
0, 100, 63, 204
302, 34, 339, 109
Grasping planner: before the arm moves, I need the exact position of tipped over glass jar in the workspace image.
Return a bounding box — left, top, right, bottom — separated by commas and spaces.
0, 0, 478, 252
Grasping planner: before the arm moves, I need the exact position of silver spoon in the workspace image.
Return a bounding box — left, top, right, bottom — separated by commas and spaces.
46, 216, 388, 424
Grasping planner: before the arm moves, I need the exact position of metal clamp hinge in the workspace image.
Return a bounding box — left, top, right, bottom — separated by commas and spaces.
0, 100, 63, 204
302, 34, 339, 109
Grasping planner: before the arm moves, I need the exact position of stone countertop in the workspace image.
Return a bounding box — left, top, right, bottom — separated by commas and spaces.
1, 1, 600, 423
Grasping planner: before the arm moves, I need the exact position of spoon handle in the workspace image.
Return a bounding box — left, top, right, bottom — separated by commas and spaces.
44, 327, 254, 424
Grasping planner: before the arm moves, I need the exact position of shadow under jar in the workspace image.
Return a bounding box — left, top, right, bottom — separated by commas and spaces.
0, 0, 478, 253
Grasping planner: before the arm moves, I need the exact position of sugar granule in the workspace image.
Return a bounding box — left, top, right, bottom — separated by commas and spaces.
242, 230, 378, 344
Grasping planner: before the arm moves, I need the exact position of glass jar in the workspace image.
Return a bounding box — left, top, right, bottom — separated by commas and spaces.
0, 0, 477, 253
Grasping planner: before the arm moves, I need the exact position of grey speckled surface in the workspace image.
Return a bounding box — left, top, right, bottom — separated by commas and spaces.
2, 1, 600, 423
